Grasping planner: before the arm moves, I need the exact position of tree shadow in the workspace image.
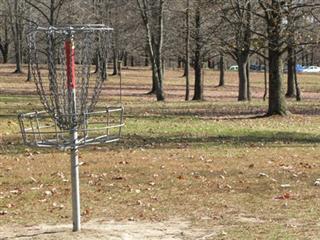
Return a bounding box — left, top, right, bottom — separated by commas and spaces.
11, 229, 67, 239
120, 130, 320, 150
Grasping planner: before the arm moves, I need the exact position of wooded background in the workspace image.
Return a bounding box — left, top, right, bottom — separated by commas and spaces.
1, 0, 320, 116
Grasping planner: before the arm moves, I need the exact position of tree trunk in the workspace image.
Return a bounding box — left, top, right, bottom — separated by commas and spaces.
137, 0, 165, 101
0, 44, 9, 63
218, 52, 224, 87
185, 0, 190, 100
183, 59, 187, 77
286, 45, 295, 97
294, 51, 301, 101
266, 1, 287, 116
144, 47, 149, 67
26, 53, 32, 81
13, 38, 22, 73
123, 51, 128, 67
112, 49, 118, 75
154, 0, 165, 101
263, 50, 268, 101
161, 59, 165, 82
147, 69, 157, 94
0, 16, 9, 63
238, 60, 248, 101
178, 56, 183, 68
3, 50, 8, 63
7, 0, 23, 73
192, 2, 203, 101
193, 52, 203, 100
268, 50, 287, 115
246, 61, 251, 101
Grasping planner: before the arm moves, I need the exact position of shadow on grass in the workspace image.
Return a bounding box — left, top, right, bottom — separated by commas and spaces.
2, 126, 319, 155
120, 130, 320, 150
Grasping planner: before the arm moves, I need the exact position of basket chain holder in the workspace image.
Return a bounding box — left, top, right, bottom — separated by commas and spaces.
18, 25, 124, 232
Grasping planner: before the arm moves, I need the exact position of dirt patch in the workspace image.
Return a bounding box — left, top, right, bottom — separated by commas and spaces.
0, 219, 223, 240
234, 214, 265, 224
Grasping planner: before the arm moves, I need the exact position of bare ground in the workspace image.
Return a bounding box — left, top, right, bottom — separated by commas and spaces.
0, 219, 223, 240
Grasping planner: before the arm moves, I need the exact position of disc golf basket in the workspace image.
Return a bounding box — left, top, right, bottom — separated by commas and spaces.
18, 25, 124, 231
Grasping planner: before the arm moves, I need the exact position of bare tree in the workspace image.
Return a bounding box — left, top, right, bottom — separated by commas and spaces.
136, 0, 165, 101
0, 14, 10, 64
25, 0, 67, 26
189, 0, 219, 100
5, 0, 26, 73
257, 0, 320, 115
219, 0, 253, 101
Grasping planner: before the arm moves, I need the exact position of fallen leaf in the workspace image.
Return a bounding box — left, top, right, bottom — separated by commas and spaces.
6, 204, 14, 208
30, 177, 37, 183
82, 209, 90, 216
10, 189, 21, 195
0, 210, 8, 215
259, 173, 269, 178
274, 192, 291, 200
112, 176, 125, 181
135, 189, 141, 194
52, 202, 64, 209
314, 179, 320, 186
44, 190, 53, 196
119, 161, 129, 165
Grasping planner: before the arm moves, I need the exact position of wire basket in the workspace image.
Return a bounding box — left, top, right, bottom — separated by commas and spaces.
18, 106, 124, 149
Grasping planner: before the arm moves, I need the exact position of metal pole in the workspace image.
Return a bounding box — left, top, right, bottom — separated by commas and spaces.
65, 35, 81, 232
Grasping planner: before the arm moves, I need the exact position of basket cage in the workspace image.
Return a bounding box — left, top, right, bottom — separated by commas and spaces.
18, 106, 124, 149
19, 25, 125, 149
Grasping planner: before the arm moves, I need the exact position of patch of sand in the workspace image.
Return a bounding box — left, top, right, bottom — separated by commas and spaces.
0, 219, 223, 240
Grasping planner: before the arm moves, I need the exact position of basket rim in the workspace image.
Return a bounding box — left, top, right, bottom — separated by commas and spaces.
18, 106, 124, 119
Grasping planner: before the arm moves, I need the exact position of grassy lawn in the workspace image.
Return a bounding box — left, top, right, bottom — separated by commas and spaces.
1, 64, 320, 239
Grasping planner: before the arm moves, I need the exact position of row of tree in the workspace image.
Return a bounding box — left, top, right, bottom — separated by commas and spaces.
1, 0, 320, 116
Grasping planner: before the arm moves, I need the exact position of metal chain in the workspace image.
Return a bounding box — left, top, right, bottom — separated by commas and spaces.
28, 27, 111, 130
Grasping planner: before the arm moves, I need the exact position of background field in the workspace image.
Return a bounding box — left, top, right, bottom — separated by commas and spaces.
1, 64, 320, 239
